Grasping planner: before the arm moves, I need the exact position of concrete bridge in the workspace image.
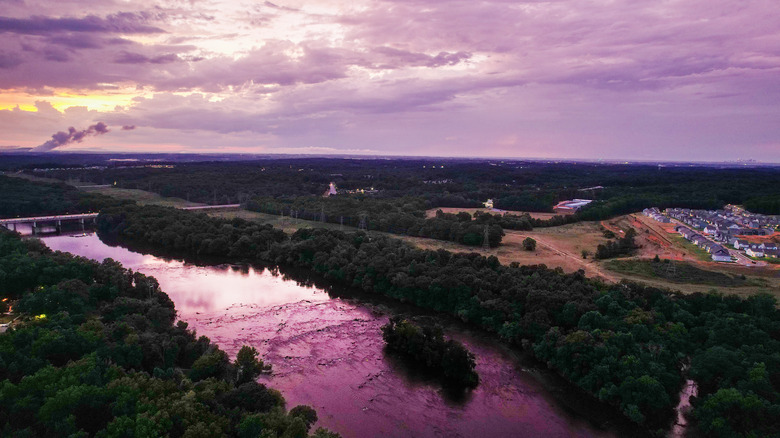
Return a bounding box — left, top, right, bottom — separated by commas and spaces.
0, 213, 98, 234
0, 204, 241, 234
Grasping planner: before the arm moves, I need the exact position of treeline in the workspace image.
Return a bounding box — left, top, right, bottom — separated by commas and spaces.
595, 228, 638, 259
99, 204, 288, 257
0, 230, 339, 438
97, 204, 780, 436
32, 158, 780, 218
247, 197, 504, 247
473, 210, 581, 231
0, 175, 130, 219
381, 317, 478, 388
744, 195, 780, 216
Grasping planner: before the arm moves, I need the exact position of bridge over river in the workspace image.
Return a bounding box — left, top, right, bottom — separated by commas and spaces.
0, 204, 241, 234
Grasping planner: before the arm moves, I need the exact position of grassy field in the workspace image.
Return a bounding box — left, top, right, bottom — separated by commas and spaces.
207, 209, 346, 234
6, 172, 200, 208
604, 259, 764, 288
80, 186, 202, 208
668, 235, 714, 262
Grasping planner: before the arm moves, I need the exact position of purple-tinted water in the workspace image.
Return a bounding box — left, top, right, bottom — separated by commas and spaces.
41, 232, 622, 438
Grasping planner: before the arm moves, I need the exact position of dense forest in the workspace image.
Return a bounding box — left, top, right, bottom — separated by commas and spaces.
248, 197, 504, 247
25, 157, 780, 216
0, 175, 131, 219
96, 204, 780, 436
0, 230, 340, 438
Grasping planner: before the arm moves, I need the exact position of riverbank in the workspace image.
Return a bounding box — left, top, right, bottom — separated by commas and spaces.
40, 231, 641, 438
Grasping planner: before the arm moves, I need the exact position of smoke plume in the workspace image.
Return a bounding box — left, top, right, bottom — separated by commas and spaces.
33, 122, 110, 151
121, 125, 136, 130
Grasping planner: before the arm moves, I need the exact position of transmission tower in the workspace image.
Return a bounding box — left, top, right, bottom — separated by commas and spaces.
358, 213, 368, 231
666, 259, 677, 276
320, 206, 326, 223
483, 225, 490, 250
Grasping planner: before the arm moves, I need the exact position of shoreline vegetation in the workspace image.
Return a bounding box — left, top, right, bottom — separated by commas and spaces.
381, 317, 479, 389
0, 229, 340, 438
92, 203, 780, 437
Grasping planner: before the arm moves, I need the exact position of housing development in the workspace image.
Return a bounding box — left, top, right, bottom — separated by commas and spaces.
644, 206, 780, 262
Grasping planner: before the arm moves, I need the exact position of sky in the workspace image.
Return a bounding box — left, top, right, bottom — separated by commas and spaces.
0, 0, 779, 161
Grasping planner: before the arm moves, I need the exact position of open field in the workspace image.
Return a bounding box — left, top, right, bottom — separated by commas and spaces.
6, 172, 201, 208
6, 171, 82, 185
81, 186, 202, 208
207, 209, 347, 234
424, 207, 563, 220
28, 177, 776, 298
604, 259, 765, 288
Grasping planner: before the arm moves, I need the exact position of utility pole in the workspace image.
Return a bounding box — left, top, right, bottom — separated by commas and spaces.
320, 206, 326, 223
483, 225, 490, 250
340, 216, 344, 230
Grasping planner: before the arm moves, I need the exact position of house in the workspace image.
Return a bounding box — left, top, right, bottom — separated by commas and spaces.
746, 247, 765, 258
734, 239, 750, 250
484, 199, 494, 209
692, 235, 708, 248
703, 224, 719, 235
676, 226, 696, 240
711, 248, 732, 262
764, 249, 780, 258
763, 242, 779, 251
324, 182, 337, 197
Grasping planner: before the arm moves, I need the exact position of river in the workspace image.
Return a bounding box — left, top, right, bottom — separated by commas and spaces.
40, 231, 630, 438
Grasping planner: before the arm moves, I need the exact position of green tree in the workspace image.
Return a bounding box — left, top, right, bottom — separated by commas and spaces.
236, 345, 271, 385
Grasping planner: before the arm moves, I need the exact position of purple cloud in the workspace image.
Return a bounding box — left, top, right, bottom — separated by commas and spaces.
0, 13, 164, 35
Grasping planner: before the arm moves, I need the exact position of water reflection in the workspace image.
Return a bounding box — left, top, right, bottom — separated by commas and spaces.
42, 233, 330, 315
40, 231, 629, 438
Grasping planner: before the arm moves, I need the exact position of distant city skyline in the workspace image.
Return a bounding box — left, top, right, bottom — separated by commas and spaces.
1, 0, 779, 161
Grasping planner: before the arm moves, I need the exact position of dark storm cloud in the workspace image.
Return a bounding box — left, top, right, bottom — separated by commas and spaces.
33, 121, 110, 151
